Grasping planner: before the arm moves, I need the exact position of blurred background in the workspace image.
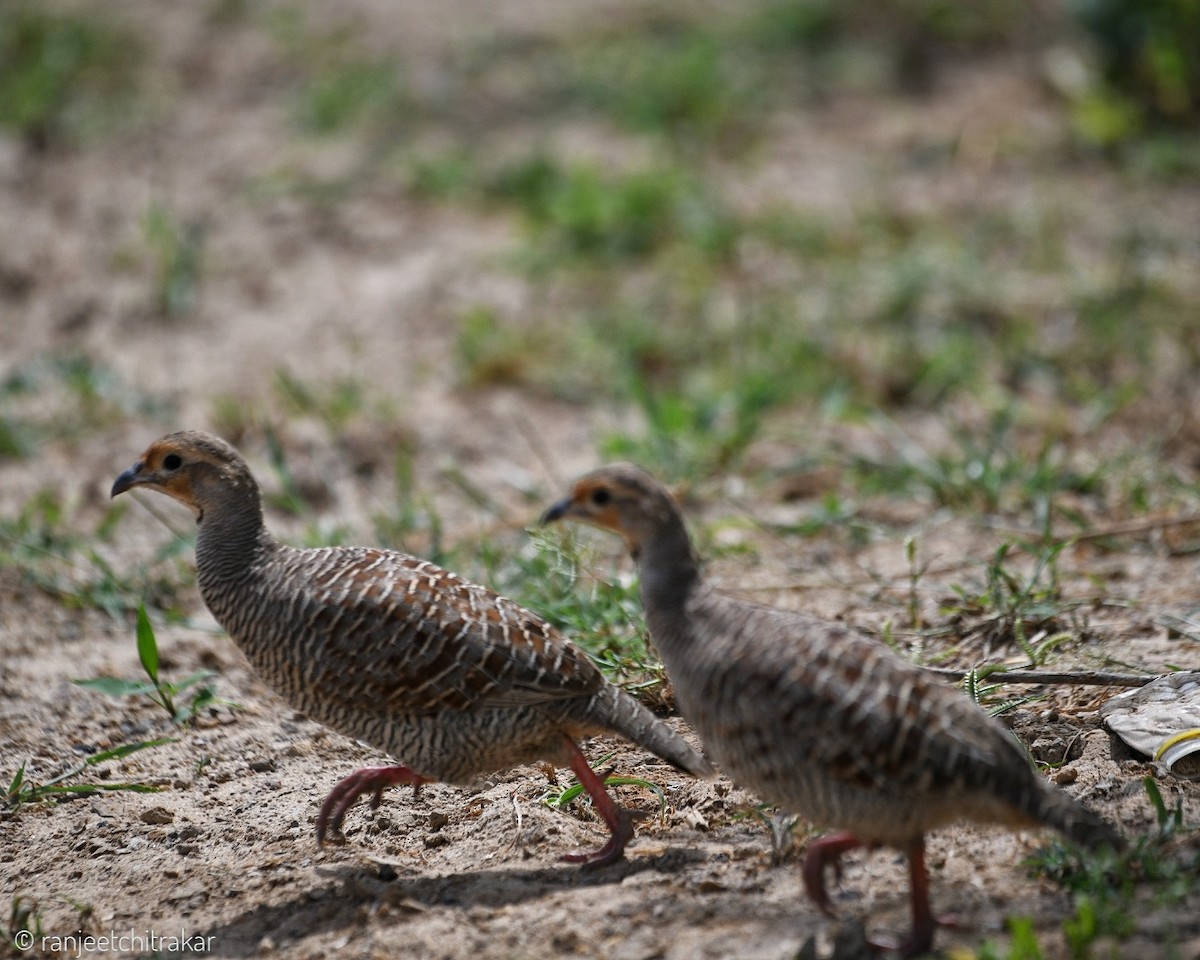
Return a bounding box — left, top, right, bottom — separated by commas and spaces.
2, 2, 1200, 954
2, 0, 1199, 615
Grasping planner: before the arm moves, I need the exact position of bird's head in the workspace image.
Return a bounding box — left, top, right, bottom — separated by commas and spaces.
541, 463, 679, 556
111, 431, 256, 521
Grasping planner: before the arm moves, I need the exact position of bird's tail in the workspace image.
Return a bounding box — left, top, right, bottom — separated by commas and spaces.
583, 686, 715, 779
1033, 783, 1125, 851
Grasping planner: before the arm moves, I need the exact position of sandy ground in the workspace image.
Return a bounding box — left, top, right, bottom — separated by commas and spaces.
2, 2, 1199, 958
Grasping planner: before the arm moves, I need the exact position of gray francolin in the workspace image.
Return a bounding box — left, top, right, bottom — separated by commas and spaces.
543, 464, 1123, 955
111, 432, 713, 866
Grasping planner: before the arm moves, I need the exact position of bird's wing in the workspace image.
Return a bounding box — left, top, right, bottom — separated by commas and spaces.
703, 600, 1031, 799
278, 547, 605, 714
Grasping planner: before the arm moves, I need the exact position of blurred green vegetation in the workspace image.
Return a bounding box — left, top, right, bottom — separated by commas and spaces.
266, 7, 409, 136
0, 354, 167, 459
3, 0, 1198, 619
1072, 0, 1200, 139
0, 5, 143, 147
2, 6, 1196, 950
0, 0, 1181, 507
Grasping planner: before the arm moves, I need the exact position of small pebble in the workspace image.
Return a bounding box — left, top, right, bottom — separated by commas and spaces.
140, 806, 175, 825
1054, 767, 1079, 785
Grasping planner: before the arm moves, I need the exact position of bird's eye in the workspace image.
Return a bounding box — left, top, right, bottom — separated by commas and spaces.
162, 453, 183, 470
590, 487, 611, 506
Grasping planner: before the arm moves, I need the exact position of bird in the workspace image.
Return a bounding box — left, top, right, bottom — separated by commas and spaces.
111, 432, 714, 866
543, 463, 1124, 955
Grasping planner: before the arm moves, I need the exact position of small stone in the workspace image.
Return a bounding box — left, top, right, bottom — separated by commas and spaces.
1054, 767, 1079, 785
140, 806, 175, 825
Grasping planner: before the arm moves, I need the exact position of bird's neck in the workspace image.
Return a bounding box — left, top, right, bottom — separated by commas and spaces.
194, 490, 276, 603
634, 515, 702, 652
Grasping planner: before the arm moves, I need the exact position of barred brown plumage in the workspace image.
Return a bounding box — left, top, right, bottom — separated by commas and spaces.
543, 463, 1124, 955
111, 432, 713, 867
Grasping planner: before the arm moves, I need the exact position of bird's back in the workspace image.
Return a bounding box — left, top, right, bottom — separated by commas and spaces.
201, 541, 711, 781
655, 588, 1113, 847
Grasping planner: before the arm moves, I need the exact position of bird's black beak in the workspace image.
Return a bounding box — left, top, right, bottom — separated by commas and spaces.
540, 498, 572, 525
111, 462, 146, 498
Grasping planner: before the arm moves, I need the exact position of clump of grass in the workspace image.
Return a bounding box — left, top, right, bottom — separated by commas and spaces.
942, 540, 1089, 655
72, 605, 229, 725
258, 425, 350, 545
0, 352, 167, 455
851, 408, 1105, 515
3, 739, 170, 815
370, 445, 448, 564
975, 916, 1052, 960
405, 147, 476, 201
566, 25, 763, 151
272, 367, 375, 434
0, 414, 33, 460
548, 0, 1029, 150
541, 752, 666, 816
454, 286, 838, 479
3, 895, 44, 952
1026, 778, 1198, 954
213, 368, 407, 475
482, 154, 738, 264
454, 306, 535, 389
142, 202, 205, 319
267, 7, 407, 137
961, 663, 1045, 718
1069, 0, 1200, 146
298, 59, 401, 135
0, 489, 192, 618
0, 5, 144, 148
600, 370, 787, 481
482, 528, 667, 699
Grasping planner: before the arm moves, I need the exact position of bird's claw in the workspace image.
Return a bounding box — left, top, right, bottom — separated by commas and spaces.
561, 805, 638, 869
315, 765, 428, 846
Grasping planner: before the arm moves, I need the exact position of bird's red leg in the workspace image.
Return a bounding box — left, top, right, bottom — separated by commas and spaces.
801, 831, 861, 917
316, 764, 430, 845
860, 839, 941, 958
559, 736, 638, 869
892, 839, 937, 959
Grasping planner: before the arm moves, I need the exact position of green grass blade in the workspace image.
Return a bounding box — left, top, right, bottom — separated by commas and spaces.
135, 603, 159, 682
168, 669, 217, 694
35, 782, 162, 797
6, 762, 25, 798
84, 737, 174, 766
70, 676, 158, 697
547, 774, 666, 812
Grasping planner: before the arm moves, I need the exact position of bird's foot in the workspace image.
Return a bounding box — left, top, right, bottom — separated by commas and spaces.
862, 925, 947, 959
559, 735, 654, 869
316, 764, 429, 845
861, 838, 947, 957
801, 831, 862, 918
561, 807, 650, 869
